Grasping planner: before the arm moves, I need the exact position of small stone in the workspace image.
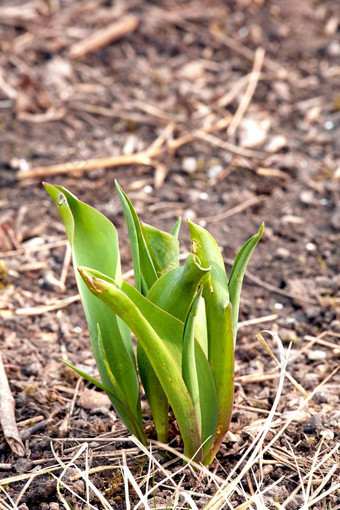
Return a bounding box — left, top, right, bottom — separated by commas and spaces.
23, 361, 41, 376
73, 479, 85, 493
330, 320, 340, 333
281, 214, 305, 224
313, 391, 339, 406
184, 208, 196, 220
199, 191, 209, 200
303, 373, 319, 389
279, 328, 297, 342
272, 81, 291, 101
324, 16, 338, 36
143, 185, 153, 194
282, 410, 310, 423
225, 430, 240, 443
285, 496, 304, 510
208, 164, 223, 179
188, 189, 208, 203
308, 350, 327, 361
64, 467, 77, 479
15, 458, 33, 474
305, 242, 316, 251
328, 40, 340, 57
182, 157, 197, 174
77, 388, 111, 411
330, 209, 340, 230
299, 190, 315, 205
275, 247, 290, 259
305, 306, 321, 320
239, 115, 271, 148
320, 430, 334, 440
16, 391, 27, 406
303, 414, 322, 433
265, 134, 287, 153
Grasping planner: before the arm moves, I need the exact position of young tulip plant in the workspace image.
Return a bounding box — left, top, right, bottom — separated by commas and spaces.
45, 181, 263, 466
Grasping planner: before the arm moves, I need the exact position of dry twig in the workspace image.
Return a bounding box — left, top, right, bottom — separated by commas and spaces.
200, 195, 265, 223
0, 295, 81, 318
16, 116, 266, 185
0, 353, 25, 456
69, 15, 139, 58
227, 47, 265, 137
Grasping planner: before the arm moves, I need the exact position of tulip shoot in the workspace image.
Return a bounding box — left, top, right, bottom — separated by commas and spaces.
45, 181, 263, 465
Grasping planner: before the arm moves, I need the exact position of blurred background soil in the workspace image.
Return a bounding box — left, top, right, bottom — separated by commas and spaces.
0, 0, 339, 508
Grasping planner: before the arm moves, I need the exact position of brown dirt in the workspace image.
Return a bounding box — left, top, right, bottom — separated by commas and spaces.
0, 0, 339, 508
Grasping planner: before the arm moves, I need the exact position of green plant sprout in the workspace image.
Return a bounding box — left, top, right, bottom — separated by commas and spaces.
45, 181, 263, 466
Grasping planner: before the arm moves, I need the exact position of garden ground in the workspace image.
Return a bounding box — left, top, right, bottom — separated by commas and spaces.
0, 0, 339, 508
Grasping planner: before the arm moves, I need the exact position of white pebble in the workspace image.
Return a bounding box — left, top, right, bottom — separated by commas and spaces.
143, 185, 153, 194
320, 430, 334, 440
199, 192, 209, 200
306, 242, 316, 251
238, 27, 249, 38
275, 247, 290, 259
208, 164, 223, 179
182, 157, 197, 174
300, 190, 314, 205
185, 208, 196, 220
282, 410, 310, 423
308, 350, 327, 361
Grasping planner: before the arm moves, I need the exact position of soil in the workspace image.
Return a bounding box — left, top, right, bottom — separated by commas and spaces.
0, 0, 339, 509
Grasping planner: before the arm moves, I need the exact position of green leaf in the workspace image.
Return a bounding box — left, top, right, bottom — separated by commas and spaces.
188, 220, 234, 464
125, 279, 217, 459
170, 217, 182, 239
129, 248, 210, 444
62, 358, 144, 441
123, 279, 180, 444
182, 291, 202, 433
115, 180, 157, 294
194, 341, 218, 461
203, 303, 234, 465
78, 266, 203, 461
194, 295, 208, 358
115, 181, 171, 440
182, 290, 218, 459
122, 280, 183, 367
96, 324, 145, 441
137, 342, 168, 443
124, 276, 201, 445
141, 222, 180, 277
44, 183, 145, 444
228, 223, 264, 344
147, 253, 210, 323
131, 251, 209, 445
61, 360, 119, 398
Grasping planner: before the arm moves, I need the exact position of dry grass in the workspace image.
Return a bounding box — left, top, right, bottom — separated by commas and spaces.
1, 332, 339, 510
